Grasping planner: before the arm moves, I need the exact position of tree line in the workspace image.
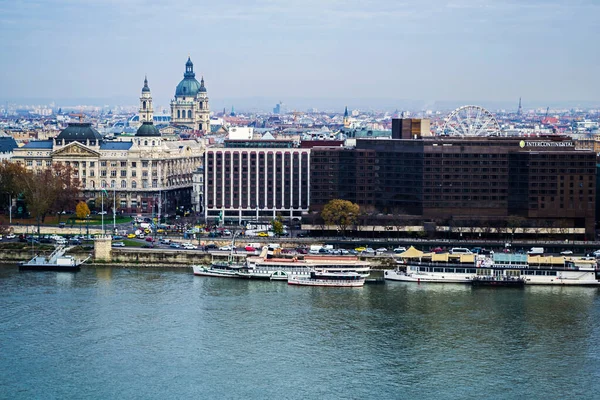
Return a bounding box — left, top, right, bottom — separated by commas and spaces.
0, 161, 81, 233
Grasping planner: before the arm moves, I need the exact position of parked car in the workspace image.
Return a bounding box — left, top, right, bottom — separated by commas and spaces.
182, 243, 197, 250
127, 233, 136, 239
160, 238, 172, 244
145, 237, 154, 242
348, 249, 358, 255
112, 241, 125, 247
393, 247, 407, 253
297, 233, 308, 238
245, 246, 256, 252
560, 250, 574, 255
364, 248, 375, 254
112, 235, 123, 240
376, 247, 388, 253
169, 242, 181, 249
591, 250, 600, 258
257, 232, 269, 237
355, 247, 367, 252
6, 233, 16, 240
219, 245, 233, 251
296, 248, 308, 254
98, 211, 107, 215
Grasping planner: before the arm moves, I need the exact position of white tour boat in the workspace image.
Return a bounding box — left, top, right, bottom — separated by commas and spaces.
385, 251, 600, 286
240, 250, 372, 281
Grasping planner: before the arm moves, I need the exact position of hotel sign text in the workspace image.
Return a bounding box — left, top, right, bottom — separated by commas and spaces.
519, 140, 574, 148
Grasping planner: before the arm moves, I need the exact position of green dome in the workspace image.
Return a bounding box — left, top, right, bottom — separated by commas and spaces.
135, 121, 161, 137
56, 122, 102, 144
175, 77, 201, 97
175, 56, 201, 97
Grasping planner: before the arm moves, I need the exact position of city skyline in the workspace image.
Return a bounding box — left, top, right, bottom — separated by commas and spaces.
1, 0, 599, 109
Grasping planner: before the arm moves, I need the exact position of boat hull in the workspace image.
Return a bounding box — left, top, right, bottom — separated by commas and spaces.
192, 265, 240, 278
287, 278, 365, 287
19, 264, 81, 272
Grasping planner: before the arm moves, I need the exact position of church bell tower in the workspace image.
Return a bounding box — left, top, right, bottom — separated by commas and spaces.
139, 75, 154, 123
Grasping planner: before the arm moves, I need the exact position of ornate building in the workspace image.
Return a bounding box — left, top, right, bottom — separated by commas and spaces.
11, 77, 205, 216
170, 57, 210, 132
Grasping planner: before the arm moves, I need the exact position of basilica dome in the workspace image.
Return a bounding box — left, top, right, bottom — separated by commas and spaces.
175, 57, 201, 97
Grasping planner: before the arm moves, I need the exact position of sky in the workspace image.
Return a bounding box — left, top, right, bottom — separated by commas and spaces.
0, 0, 598, 110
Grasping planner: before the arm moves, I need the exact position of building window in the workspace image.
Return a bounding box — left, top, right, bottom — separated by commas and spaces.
101, 180, 107, 188
110, 171, 117, 177
90, 171, 95, 177
142, 180, 148, 188
187, 110, 192, 119
131, 171, 137, 177
131, 181, 137, 189
26, 160, 32, 166
142, 161, 148, 168
101, 170, 107, 177
46, 160, 51, 167
120, 170, 126, 177
121, 180, 127, 188
177, 110, 180, 118
131, 162, 136, 168
111, 180, 116, 188
100, 161, 107, 167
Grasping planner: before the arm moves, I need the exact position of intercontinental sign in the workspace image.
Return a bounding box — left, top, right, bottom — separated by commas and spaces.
519, 140, 574, 148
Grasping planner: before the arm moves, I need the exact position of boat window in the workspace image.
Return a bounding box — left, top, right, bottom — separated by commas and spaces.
444, 268, 454, 273
547, 271, 557, 276
433, 268, 443, 273
535, 271, 545, 275
455, 268, 465, 273
467, 269, 476, 274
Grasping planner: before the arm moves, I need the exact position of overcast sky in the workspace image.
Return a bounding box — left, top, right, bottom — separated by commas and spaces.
1, 0, 598, 109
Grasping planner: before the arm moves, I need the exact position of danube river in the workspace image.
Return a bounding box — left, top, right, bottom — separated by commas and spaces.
1, 266, 599, 399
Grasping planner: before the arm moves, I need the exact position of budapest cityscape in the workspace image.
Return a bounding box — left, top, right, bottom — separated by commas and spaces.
1, 1, 599, 399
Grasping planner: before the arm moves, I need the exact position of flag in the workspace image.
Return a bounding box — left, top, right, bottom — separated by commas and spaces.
102, 188, 108, 196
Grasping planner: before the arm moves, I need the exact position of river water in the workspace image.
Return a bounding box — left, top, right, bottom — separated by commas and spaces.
1, 266, 599, 399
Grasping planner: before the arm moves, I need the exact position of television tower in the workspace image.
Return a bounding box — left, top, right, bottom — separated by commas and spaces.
517, 97, 522, 116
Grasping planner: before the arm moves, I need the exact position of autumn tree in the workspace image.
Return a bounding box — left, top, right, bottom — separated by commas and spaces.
76, 201, 91, 220
0, 161, 27, 218
21, 163, 81, 234
51, 163, 82, 222
321, 199, 359, 237
271, 216, 285, 236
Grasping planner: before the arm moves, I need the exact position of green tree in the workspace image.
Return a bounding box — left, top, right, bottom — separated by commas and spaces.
76, 201, 91, 220
321, 199, 359, 237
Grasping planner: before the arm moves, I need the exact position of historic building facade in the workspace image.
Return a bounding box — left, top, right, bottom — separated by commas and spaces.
170, 57, 210, 132
11, 77, 205, 215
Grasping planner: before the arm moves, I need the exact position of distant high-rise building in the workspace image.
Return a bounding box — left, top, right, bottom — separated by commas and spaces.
391, 118, 431, 139
170, 57, 210, 131
518, 97, 523, 115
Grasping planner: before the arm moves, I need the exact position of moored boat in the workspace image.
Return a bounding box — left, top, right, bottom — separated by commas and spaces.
192, 261, 248, 278
385, 250, 600, 286
19, 246, 90, 272
287, 270, 365, 287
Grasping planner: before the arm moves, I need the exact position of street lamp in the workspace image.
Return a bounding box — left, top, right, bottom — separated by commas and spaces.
86, 214, 90, 238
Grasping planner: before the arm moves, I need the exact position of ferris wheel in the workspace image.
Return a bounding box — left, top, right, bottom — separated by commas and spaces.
441, 105, 502, 137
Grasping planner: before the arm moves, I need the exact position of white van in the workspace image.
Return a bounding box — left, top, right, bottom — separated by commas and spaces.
449, 247, 472, 255
527, 247, 544, 255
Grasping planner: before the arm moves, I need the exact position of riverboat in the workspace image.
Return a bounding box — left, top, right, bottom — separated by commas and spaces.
19, 246, 90, 272
287, 270, 365, 287
385, 251, 600, 286
240, 252, 372, 281
192, 261, 248, 278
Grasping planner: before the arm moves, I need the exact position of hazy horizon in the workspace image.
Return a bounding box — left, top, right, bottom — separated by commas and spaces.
1, 0, 598, 111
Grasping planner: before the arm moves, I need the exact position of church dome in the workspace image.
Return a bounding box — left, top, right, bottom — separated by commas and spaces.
175, 77, 201, 97
175, 56, 201, 97
135, 121, 161, 137
56, 122, 102, 143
